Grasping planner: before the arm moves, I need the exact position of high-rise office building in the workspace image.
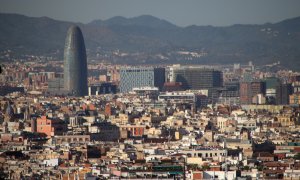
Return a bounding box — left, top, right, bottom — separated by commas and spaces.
170, 66, 222, 101
261, 77, 282, 104
119, 67, 165, 93
239, 82, 252, 105
63, 25, 88, 96
240, 81, 266, 104
276, 83, 293, 105
170, 66, 223, 90
47, 73, 64, 94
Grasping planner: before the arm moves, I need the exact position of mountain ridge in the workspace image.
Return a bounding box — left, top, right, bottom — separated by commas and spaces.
0, 13, 300, 70
89, 15, 177, 29
2, 12, 300, 28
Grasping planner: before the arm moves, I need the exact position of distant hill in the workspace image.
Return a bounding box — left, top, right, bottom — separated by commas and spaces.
0, 13, 300, 70
89, 15, 177, 29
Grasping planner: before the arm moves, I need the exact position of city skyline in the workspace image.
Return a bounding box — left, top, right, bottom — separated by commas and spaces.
1, 1, 300, 179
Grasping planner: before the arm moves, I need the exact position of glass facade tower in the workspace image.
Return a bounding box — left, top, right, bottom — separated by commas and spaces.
63, 25, 88, 96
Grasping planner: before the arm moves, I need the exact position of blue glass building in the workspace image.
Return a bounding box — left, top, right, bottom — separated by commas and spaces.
120, 67, 165, 93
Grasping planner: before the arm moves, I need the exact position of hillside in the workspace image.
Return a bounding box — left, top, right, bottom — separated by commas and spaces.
0, 13, 300, 70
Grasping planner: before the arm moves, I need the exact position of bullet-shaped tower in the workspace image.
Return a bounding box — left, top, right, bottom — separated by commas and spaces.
63, 25, 88, 96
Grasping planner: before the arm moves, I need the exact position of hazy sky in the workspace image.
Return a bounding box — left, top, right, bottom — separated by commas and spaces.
0, 0, 300, 27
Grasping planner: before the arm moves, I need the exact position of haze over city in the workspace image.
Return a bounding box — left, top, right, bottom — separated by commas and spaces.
1, 0, 300, 26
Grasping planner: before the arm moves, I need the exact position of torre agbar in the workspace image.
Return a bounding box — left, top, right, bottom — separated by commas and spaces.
63, 25, 88, 96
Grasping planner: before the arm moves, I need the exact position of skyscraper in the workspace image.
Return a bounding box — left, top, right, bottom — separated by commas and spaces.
63, 25, 88, 96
